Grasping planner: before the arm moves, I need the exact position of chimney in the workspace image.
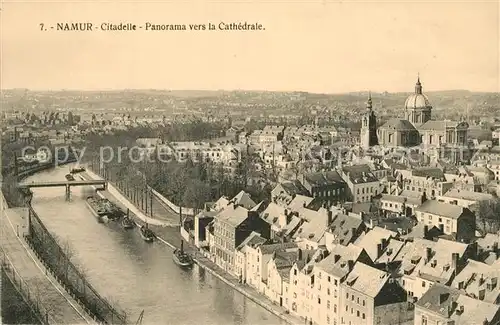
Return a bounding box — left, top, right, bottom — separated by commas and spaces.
298, 249, 303, 260
424, 225, 429, 238
426, 247, 432, 262
452, 253, 459, 270
327, 211, 333, 226
347, 259, 354, 271
334, 254, 341, 263
381, 238, 387, 249
377, 243, 383, 258
303, 201, 307, 208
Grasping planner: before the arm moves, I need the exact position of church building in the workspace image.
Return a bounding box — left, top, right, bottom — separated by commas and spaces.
360, 76, 469, 149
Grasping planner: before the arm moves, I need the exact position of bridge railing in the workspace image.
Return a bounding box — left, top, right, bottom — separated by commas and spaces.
0, 247, 53, 325
26, 204, 128, 325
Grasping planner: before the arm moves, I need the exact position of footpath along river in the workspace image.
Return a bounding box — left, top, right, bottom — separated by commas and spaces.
26, 167, 285, 325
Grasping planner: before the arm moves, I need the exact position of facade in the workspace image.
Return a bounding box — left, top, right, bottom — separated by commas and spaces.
299, 171, 348, 207
415, 200, 476, 243
211, 203, 270, 274
361, 76, 469, 149
312, 244, 373, 325
341, 165, 382, 203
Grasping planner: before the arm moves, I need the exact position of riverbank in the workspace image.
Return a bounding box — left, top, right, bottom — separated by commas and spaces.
81, 169, 303, 325
1, 207, 95, 324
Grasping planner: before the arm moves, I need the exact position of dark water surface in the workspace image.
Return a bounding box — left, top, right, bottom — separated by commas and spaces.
27, 167, 283, 325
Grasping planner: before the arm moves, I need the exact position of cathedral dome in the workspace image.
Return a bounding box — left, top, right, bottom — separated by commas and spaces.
404, 76, 432, 110
404, 93, 431, 110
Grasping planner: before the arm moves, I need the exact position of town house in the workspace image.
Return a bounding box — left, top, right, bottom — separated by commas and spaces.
340, 262, 410, 325
341, 165, 382, 203
211, 203, 270, 275
312, 244, 373, 325
415, 200, 476, 243
299, 171, 348, 207
415, 283, 500, 325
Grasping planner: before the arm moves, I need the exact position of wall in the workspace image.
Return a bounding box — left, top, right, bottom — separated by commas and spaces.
149, 187, 196, 216
375, 302, 414, 325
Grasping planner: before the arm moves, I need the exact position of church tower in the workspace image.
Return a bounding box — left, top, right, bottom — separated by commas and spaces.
360, 92, 378, 149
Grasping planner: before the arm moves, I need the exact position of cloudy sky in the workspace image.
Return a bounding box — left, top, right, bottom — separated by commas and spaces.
1, 0, 498, 93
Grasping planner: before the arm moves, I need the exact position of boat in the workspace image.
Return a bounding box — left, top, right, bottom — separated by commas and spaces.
139, 224, 154, 242
172, 240, 194, 268
70, 166, 86, 174
122, 216, 134, 229
85, 196, 108, 223
65, 173, 75, 181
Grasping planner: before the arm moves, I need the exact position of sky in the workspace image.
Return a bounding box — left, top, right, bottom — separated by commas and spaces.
1, 0, 499, 93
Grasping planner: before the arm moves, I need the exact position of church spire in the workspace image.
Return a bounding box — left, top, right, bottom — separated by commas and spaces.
366, 91, 372, 110
415, 73, 423, 94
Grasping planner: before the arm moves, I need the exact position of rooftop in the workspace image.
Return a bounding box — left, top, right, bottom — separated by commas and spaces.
415, 200, 466, 219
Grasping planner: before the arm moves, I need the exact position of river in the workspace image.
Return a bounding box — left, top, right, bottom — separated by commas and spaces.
25, 167, 284, 325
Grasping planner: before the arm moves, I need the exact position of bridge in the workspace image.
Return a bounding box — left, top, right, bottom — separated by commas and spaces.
18, 180, 107, 201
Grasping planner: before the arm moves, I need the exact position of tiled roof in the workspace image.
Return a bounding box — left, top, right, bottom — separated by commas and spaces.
259, 242, 298, 255
280, 181, 309, 197
343, 262, 389, 298
415, 200, 465, 219
327, 214, 364, 246
316, 244, 365, 279
416, 283, 500, 324
355, 226, 397, 261
380, 118, 417, 131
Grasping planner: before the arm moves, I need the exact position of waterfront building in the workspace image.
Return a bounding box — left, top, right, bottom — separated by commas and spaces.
340, 262, 410, 325
252, 242, 298, 294
210, 203, 270, 275
312, 244, 373, 325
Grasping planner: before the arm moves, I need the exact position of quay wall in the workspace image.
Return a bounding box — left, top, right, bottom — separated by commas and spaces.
26, 204, 128, 325
1, 161, 125, 325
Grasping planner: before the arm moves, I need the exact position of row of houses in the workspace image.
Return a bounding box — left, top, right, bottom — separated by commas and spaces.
183, 185, 500, 325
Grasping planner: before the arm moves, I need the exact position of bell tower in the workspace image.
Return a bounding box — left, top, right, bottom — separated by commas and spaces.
360, 92, 378, 149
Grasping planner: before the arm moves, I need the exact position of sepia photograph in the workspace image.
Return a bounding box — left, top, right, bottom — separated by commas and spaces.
1, 1, 499, 324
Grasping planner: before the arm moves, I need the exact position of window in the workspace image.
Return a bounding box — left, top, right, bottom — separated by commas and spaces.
328, 276, 331, 282
362, 300, 365, 306
327, 288, 331, 295
351, 294, 354, 301
346, 293, 349, 298
318, 298, 321, 304
422, 281, 426, 287
334, 304, 337, 313
334, 279, 338, 286
357, 297, 360, 304
327, 316, 330, 324
327, 300, 331, 309
357, 310, 360, 317
362, 313, 365, 320
421, 315, 428, 325
346, 305, 348, 312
